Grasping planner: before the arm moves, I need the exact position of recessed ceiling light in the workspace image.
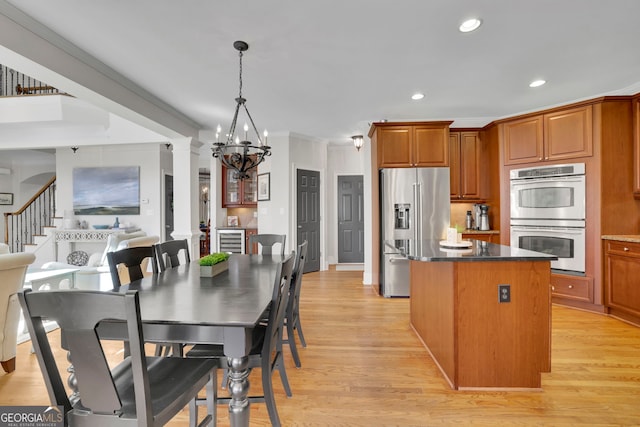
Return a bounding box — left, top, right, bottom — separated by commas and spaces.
529, 79, 546, 88
411, 93, 425, 100
459, 18, 482, 33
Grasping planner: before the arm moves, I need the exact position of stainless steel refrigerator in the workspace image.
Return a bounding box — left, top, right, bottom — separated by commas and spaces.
380, 167, 450, 297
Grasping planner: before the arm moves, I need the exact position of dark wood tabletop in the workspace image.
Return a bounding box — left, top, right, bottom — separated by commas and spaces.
121, 254, 281, 327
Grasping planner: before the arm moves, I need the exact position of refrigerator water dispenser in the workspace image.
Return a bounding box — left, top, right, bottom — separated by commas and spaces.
394, 203, 411, 229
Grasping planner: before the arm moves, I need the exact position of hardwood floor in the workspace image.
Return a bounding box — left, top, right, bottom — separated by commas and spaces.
2, 268, 640, 426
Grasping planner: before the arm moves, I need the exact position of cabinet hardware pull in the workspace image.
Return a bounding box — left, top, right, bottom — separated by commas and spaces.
568, 285, 573, 289
624, 247, 630, 251
551, 286, 555, 291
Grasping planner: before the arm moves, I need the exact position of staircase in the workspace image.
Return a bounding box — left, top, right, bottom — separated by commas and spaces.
3, 176, 57, 266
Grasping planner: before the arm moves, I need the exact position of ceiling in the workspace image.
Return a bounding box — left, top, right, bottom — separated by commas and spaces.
3, 0, 640, 145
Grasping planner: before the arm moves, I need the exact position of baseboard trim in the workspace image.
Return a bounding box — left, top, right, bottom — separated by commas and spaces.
334, 263, 364, 271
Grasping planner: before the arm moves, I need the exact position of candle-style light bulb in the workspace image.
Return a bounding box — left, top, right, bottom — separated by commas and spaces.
263, 129, 268, 146
244, 123, 249, 141
235, 136, 240, 145
216, 124, 222, 143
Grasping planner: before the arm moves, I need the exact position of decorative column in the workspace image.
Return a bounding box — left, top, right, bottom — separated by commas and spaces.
170, 137, 203, 257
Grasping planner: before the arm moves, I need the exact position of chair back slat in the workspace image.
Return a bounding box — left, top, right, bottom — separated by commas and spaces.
18, 290, 140, 416
107, 246, 157, 289
249, 234, 286, 256
154, 239, 191, 272
290, 240, 308, 314
263, 253, 295, 362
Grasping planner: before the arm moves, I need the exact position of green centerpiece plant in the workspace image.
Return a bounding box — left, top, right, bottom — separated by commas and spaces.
199, 252, 230, 277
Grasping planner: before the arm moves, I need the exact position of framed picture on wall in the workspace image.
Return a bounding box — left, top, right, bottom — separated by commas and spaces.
73, 166, 140, 215
0, 193, 13, 205
257, 173, 270, 201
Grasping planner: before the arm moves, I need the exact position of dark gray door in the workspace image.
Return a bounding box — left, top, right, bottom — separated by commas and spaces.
338, 175, 364, 263
164, 174, 174, 241
297, 169, 320, 272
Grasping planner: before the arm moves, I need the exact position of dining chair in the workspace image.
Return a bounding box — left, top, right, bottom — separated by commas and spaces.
283, 240, 308, 368
154, 238, 191, 272
187, 252, 296, 427
18, 288, 216, 427
107, 245, 178, 356
107, 246, 158, 289
249, 233, 286, 256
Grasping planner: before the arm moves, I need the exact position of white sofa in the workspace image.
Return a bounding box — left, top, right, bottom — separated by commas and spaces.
42, 231, 151, 290
0, 251, 36, 372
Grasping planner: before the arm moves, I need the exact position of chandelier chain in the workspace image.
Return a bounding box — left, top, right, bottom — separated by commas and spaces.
238, 50, 243, 99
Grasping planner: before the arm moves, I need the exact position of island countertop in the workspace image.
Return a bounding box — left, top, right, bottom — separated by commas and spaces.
387, 239, 557, 262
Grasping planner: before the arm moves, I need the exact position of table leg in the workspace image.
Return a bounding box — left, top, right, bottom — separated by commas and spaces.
227, 356, 250, 427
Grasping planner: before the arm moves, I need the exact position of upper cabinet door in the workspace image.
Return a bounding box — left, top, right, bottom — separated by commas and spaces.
502, 105, 593, 166
222, 165, 258, 207
459, 132, 481, 199
502, 115, 544, 165
544, 105, 593, 161
377, 127, 412, 168
413, 125, 449, 167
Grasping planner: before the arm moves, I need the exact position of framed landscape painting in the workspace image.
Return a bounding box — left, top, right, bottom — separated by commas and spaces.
73, 166, 140, 215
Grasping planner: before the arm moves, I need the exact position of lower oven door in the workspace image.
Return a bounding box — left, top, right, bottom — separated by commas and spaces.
510, 225, 585, 274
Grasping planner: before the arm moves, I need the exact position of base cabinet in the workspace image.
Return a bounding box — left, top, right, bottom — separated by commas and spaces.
605, 240, 640, 325
462, 232, 499, 244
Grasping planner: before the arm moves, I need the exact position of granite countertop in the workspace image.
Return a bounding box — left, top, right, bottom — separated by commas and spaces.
387, 239, 557, 262
602, 235, 640, 243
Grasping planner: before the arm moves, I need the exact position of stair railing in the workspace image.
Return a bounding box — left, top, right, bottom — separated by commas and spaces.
3, 176, 56, 253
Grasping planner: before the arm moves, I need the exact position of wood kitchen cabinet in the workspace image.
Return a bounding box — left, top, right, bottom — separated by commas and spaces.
633, 95, 640, 198
222, 166, 257, 207
450, 131, 482, 201
461, 232, 499, 244
245, 228, 258, 254
604, 239, 640, 326
372, 121, 452, 168
502, 105, 593, 165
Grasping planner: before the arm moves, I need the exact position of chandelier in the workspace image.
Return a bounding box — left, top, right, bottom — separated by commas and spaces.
212, 40, 271, 180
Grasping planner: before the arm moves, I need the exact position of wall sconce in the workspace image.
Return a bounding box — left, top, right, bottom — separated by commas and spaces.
352, 135, 364, 151
71, 146, 79, 153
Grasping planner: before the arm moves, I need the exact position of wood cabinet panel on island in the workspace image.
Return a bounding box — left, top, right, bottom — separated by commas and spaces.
407, 241, 553, 390
372, 121, 452, 168
502, 105, 593, 165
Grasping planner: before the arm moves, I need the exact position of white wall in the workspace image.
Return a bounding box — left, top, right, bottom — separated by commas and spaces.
256, 133, 292, 252
55, 143, 166, 239
326, 144, 365, 265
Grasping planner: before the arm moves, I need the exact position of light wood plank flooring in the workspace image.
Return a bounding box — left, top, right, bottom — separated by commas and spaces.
2, 268, 640, 426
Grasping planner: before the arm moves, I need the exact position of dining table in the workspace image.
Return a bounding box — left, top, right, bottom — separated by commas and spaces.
95, 253, 284, 427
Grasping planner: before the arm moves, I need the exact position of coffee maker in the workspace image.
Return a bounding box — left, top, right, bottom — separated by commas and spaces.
479, 204, 490, 231
473, 204, 490, 230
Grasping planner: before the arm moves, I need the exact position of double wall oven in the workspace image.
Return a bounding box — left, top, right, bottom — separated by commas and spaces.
510, 163, 586, 275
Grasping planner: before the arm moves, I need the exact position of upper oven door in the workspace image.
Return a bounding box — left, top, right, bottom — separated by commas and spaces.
510, 175, 585, 221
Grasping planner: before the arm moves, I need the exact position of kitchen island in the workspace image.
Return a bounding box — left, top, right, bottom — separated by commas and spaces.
399, 239, 556, 390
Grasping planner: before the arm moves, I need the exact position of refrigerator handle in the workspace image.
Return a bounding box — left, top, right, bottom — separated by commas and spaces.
413, 182, 420, 241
